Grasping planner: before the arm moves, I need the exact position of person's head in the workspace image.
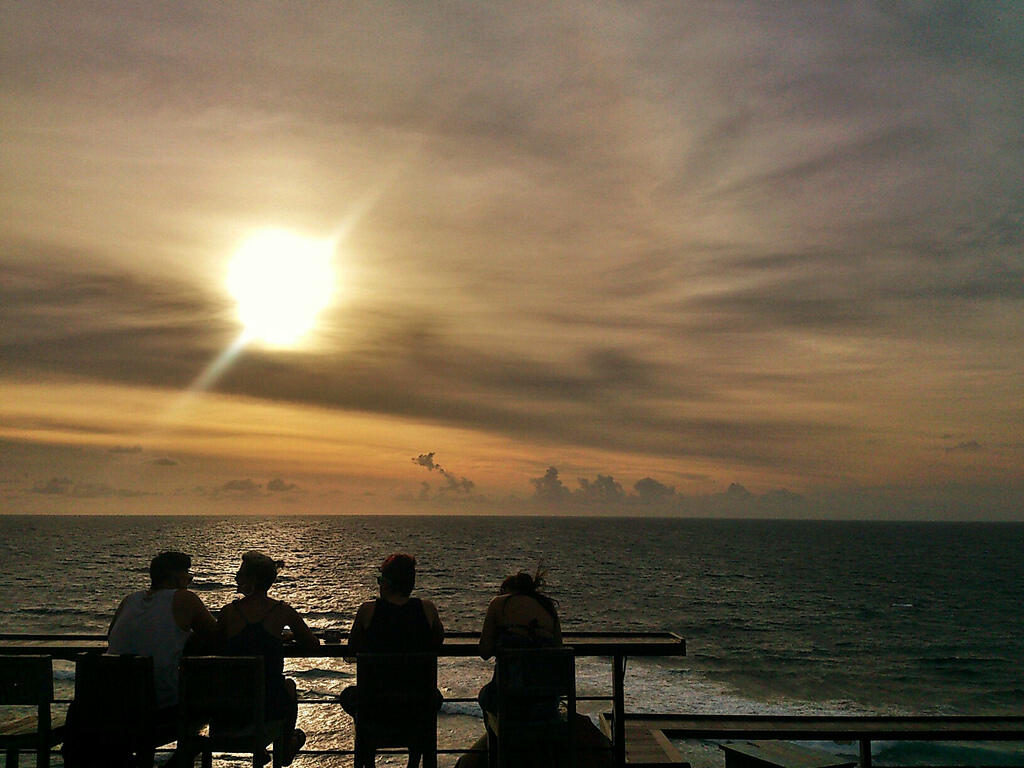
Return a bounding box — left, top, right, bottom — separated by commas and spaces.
378, 553, 416, 598
500, 570, 543, 595
236, 551, 281, 595
500, 568, 558, 618
150, 551, 192, 590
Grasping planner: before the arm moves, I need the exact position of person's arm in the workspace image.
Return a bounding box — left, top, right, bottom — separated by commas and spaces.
284, 604, 321, 652
347, 601, 373, 654
551, 612, 563, 645
421, 599, 444, 649
478, 596, 502, 660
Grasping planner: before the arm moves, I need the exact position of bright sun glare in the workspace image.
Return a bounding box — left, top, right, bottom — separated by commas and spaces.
227, 229, 337, 347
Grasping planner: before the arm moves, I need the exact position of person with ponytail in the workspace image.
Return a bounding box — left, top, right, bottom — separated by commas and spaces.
477, 568, 561, 714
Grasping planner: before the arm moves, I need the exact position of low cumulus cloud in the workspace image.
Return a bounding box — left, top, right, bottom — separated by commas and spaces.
32, 477, 72, 495
30, 476, 147, 497
151, 457, 178, 466
72, 482, 148, 498
946, 440, 984, 453
267, 478, 297, 492
526, 466, 814, 517
220, 478, 261, 493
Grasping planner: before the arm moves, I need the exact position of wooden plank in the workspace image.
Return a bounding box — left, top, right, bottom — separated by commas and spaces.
621, 715, 1024, 740
0, 714, 37, 736
722, 741, 856, 768
600, 713, 688, 765
651, 727, 685, 763
625, 722, 687, 766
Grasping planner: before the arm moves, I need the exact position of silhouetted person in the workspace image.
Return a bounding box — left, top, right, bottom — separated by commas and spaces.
341, 553, 444, 768
218, 550, 320, 766
108, 550, 217, 708
63, 551, 217, 767
477, 569, 561, 715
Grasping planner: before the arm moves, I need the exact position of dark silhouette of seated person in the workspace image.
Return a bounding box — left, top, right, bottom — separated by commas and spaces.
64, 551, 217, 767
340, 553, 444, 768
478, 570, 562, 718
217, 550, 320, 766
456, 569, 614, 768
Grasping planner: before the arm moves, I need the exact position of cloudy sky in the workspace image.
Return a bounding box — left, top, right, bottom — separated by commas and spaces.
2, 2, 1021, 517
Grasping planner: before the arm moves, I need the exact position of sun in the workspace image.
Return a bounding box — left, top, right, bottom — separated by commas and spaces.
227, 229, 337, 347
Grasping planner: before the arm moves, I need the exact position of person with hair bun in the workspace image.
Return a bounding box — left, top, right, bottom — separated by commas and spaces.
477, 568, 562, 714
218, 550, 320, 766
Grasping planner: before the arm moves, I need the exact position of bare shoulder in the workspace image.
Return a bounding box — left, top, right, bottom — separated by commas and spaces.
354, 599, 375, 624
487, 593, 509, 611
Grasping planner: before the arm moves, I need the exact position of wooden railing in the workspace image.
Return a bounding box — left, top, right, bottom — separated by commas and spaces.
1, 631, 685, 767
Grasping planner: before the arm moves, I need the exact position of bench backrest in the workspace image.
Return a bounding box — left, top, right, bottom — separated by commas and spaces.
356, 652, 438, 747
493, 647, 576, 766
0, 655, 53, 706
73, 654, 156, 734
178, 656, 265, 729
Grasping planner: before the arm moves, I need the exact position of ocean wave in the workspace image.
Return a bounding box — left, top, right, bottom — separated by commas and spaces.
441, 699, 482, 719
290, 667, 353, 681
191, 581, 235, 591
16, 606, 96, 616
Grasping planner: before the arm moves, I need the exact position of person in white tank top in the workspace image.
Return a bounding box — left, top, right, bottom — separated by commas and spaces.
107, 551, 217, 708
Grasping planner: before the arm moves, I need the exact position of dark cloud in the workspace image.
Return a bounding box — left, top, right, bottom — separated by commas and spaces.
151, 457, 179, 466
413, 452, 474, 496
30, 476, 147, 498
219, 479, 261, 493
266, 478, 297, 492
633, 477, 675, 503
71, 482, 148, 499
946, 441, 984, 454
413, 453, 440, 472
31, 477, 72, 495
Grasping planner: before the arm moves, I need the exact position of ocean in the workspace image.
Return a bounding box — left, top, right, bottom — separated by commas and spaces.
2, 515, 1022, 766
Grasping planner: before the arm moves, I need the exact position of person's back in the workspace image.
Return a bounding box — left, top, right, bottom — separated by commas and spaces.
341, 552, 444, 768
108, 588, 191, 708
217, 551, 319, 766
65, 551, 215, 768
363, 596, 438, 652
477, 570, 561, 717
222, 601, 287, 706
107, 551, 215, 709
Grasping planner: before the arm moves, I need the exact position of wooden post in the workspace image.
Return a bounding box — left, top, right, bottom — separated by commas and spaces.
859, 739, 872, 768
613, 654, 626, 768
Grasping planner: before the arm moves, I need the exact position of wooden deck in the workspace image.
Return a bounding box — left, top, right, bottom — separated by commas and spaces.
612, 715, 1024, 768
601, 713, 689, 766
